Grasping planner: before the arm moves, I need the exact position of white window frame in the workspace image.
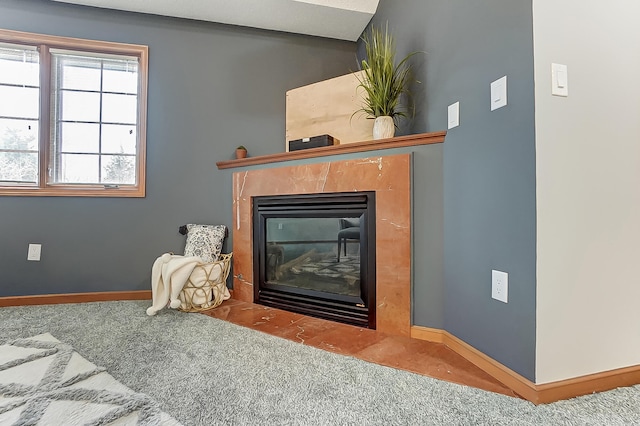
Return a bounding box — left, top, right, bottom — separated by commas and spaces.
0, 28, 148, 197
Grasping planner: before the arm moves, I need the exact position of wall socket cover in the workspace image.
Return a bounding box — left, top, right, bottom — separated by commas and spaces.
491, 269, 508, 303
27, 243, 41, 261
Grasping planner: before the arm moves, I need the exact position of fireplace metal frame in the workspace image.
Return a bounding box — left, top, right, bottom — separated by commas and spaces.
253, 192, 376, 328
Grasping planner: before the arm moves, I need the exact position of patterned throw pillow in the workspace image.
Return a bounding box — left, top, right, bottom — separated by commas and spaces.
184, 224, 227, 263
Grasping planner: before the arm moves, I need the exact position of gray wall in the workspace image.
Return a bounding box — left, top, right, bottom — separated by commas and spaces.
0, 0, 356, 296
369, 0, 537, 380
0, 0, 536, 381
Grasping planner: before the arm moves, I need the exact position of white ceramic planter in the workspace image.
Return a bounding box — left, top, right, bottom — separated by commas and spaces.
372, 116, 395, 140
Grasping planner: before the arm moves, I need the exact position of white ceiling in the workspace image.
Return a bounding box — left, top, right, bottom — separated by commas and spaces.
50, 0, 379, 41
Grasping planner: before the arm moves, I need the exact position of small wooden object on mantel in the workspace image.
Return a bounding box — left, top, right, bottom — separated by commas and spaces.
235, 146, 247, 159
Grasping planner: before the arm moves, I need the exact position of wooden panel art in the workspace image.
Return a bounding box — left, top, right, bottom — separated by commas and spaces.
285, 71, 373, 151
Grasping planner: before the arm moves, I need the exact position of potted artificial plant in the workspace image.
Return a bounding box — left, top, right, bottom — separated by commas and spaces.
235, 145, 247, 159
356, 23, 419, 140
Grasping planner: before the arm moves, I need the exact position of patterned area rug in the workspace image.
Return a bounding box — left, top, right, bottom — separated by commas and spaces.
0, 333, 180, 425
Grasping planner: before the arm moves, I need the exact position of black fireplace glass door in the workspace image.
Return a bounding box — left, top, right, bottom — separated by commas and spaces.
264, 217, 361, 298
253, 191, 376, 328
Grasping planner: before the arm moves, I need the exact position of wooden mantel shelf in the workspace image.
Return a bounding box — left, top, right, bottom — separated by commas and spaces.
216, 131, 446, 169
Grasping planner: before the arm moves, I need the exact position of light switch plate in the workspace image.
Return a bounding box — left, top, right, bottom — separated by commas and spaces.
447, 102, 460, 129
551, 63, 568, 97
490, 76, 507, 111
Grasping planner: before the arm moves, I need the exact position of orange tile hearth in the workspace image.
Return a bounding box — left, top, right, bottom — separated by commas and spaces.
202, 299, 520, 399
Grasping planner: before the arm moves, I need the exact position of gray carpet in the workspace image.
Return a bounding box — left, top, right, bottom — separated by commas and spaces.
0, 301, 638, 425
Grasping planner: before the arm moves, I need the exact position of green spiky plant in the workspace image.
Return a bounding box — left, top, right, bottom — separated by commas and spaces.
356, 24, 419, 125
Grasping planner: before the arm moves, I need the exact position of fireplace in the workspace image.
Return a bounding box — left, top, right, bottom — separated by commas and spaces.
252, 192, 376, 328
232, 153, 412, 337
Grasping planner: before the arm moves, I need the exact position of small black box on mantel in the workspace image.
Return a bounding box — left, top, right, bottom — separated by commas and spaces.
289, 134, 337, 151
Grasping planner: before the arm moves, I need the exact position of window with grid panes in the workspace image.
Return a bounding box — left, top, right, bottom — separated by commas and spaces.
0, 44, 39, 185
0, 29, 147, 197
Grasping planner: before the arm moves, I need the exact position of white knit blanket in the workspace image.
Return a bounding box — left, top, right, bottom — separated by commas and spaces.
147, 254, 202, 316
0, 334, 181, 425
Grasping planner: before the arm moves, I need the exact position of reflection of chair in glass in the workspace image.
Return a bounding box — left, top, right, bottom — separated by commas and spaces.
337, 218, 360, 262
266, 243, 284, 280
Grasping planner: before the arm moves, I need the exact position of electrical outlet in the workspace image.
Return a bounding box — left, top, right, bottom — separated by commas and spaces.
27, 243, 41, 261
491, 270, 508, 303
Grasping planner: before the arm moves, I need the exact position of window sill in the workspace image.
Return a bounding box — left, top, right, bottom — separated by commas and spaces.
0, 186, 145, 197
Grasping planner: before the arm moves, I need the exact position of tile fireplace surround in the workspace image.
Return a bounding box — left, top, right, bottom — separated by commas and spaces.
232, 153, 411, 336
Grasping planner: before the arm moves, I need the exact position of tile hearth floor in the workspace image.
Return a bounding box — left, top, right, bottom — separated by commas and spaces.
202, 298, 520, 399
